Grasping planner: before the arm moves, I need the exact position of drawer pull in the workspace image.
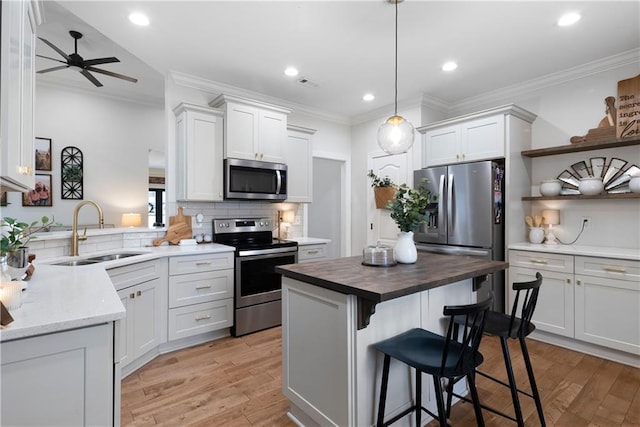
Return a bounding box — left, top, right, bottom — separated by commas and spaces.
129, 293, 135, 299
566, 278, 571, 284
195, 284, 212, 290
195, 261, 212, 266
576, 280, 582, 286
306, 250, 319, 255
136, 290, 142, 297
530, 259, 548, 264
195, 314, 211, 321
603, 266, 627, 273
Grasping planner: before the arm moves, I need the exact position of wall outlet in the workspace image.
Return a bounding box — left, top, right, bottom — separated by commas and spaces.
581, 217, 591, 228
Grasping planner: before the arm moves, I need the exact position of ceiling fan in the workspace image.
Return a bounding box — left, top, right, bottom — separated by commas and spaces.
37, 30, 138, 87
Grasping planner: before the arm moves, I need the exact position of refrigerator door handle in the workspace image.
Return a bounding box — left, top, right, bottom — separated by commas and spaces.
447, 173, 454, 237
438, 174, 445, 237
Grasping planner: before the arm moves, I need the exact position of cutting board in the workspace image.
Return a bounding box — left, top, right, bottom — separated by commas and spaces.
152, 222, 191, 246
169, 207, 192, 237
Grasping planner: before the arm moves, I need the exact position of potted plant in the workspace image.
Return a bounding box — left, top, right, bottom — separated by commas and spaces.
387, 180, 433, 263
368, 170, 396, 209
1, 216, 54, 278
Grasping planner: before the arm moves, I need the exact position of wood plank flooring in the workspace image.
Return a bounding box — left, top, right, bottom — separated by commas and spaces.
121, 327, 639, 426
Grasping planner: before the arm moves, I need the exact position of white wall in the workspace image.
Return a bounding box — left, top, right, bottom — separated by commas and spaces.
2, 83, 164, 227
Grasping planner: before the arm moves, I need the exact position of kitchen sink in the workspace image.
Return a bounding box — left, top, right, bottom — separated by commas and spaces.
52, 259, 100, 266
85, 252, 147, 262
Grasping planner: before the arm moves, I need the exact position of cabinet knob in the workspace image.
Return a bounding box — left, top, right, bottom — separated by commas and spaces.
566, 278, 571, 284
576, 280, 582, 286
456, 154, 460, 160
129, 293, 135, 299
136, 290, 141, 297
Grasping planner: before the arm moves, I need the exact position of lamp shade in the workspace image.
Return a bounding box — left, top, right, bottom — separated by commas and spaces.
121, 213, 142, 227
542, 210, 560, 226
281, 210, 295, 224
377, 115, 415, 154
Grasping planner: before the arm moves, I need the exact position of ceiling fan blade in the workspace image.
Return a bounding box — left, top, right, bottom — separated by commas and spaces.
38, 37, 71, 61
36, 54, 68, 64
86, 66, 138, 83
83, 57, 120, 67
37, 65, 70, 74
81, 69, 103, 87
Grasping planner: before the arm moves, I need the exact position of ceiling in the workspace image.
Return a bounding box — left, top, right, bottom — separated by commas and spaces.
37, 1, 640, 121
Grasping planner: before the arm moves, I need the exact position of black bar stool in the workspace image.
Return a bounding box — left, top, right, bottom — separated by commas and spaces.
373, 295, 493, 427
448, 272, 545, 426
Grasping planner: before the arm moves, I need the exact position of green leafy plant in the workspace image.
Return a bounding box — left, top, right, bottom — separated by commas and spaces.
388, 180, 434, 233
367, 170, 393, 187
1, 216, 54, 254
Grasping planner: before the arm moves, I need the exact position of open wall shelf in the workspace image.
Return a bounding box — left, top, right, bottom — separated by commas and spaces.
523, 193, 640, 201
521, 136, 640, 158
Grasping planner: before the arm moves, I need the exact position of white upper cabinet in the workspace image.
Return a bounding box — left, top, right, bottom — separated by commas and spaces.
285, 125, 315, 203
210, 94, 291, 163
174, 103, 224, 202
0, 0, 41, 191
419, 105, 535, 168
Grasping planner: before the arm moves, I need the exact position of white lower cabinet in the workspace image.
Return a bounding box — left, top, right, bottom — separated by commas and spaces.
297, 243, 328, 263
1, 323, 114, 426
509, 250, 640, 356
168, 252, 234, 340
108, 259, 168, 370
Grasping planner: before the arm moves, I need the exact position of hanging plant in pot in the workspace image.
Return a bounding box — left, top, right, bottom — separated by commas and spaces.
368, 170, 396, 209
1, 216, 54, 279
388, 180, 432, 264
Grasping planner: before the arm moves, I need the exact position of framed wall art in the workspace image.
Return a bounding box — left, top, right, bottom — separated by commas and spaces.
61, 146, 83, 200
35, 137, 52, 171
22, 174, 52, 207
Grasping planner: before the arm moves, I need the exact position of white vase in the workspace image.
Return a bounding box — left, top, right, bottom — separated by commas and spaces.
529, 227, 544, 244
394, 231, 417, 264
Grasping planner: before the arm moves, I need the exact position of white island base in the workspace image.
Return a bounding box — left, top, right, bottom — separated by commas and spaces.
282, 276, 475, 427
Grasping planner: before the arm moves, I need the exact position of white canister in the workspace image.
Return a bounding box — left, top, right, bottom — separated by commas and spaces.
578, 177, 604, 196
629, 176, 640, 193
539, 179, 562, 197
529, 227, 544, 244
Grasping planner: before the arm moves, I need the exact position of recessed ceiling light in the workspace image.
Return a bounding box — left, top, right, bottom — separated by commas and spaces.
558, 12, 581, 27
363, 93, 375, 102
442, 61, 458, 72
129, 12, 150, 26
284, 67, 299, 77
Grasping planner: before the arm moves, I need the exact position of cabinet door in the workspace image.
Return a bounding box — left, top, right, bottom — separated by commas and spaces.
133, 277, 165, 357
509, 267, 574, 337
225, 103, 258, 160
298, 244, 327, 263
116, 288, 136, 368
460, 115, 505, 162
259, 110, 286, 163
284, 129, 312, 202
575, 274, 640, 354
176, 108, 223, 201
422, 125, 460, 167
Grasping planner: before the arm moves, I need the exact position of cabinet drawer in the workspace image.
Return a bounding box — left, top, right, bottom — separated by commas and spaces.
169, 252, 234, 275
168, 299, 233, 340
107, 259, 166, 291
575, 256, 640, 282
298, 244, 327, 262
508, 250, 574, 273
168, 269, 234, 308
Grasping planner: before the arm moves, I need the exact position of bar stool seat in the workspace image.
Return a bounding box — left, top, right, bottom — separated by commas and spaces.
373, 295, 493, 427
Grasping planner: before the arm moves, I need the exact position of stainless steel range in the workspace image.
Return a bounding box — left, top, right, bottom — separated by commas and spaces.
212, 217, 298, 337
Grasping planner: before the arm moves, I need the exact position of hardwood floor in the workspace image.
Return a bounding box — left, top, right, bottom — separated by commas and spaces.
122, 328, 639, 426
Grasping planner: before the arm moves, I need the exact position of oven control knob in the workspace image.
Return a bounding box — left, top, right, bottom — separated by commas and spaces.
264, 221, 269, 227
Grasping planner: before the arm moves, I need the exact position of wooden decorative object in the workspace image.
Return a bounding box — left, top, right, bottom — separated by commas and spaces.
374, 186, 395, 209
570, 97, 617, 144
617, 74, 640, 139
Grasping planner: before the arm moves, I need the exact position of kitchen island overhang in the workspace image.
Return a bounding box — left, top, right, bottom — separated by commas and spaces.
276, 252, 508, 329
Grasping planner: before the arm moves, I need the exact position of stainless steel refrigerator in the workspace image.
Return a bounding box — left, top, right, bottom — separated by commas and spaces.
414, 160, 505, 312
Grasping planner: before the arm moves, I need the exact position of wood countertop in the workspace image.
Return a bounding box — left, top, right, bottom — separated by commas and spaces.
277, 252, 508, 304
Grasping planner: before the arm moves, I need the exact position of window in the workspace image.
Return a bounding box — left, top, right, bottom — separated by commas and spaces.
148, 189, 165, 227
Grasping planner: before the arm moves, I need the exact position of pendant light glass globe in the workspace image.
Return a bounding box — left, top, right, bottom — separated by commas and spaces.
377, 115, 415, 154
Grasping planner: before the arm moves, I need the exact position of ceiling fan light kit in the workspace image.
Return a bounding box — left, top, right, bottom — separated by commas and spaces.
37, 30, 138, 87
377, 0, 415, 155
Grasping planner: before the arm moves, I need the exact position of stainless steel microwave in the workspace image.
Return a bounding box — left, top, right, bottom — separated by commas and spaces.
224, 158, 287, 201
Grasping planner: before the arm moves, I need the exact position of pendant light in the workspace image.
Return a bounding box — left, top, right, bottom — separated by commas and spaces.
377, 0, 415, 155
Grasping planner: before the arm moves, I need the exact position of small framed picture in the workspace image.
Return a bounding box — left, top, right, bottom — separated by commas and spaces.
35, 137, 52, 171
22, 174, 52, 207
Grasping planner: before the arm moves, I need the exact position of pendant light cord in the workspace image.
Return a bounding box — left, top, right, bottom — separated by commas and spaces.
394, 0, 398, 116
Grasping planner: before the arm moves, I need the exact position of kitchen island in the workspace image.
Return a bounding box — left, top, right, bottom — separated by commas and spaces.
276, 252, 508, 427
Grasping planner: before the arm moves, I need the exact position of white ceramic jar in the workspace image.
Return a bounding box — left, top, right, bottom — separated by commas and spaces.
528, 227, 545, 244
629, 176, 640, 193
578, 177, 604, 196
539, 179, 562, 196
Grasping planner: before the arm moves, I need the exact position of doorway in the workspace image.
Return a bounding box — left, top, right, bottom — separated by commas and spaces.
308, 157, 345, 259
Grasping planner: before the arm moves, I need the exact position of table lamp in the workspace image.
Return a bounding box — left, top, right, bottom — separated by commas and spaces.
121, 213, 142, 228
278, 210, 295, 240
542, 209, 560, 244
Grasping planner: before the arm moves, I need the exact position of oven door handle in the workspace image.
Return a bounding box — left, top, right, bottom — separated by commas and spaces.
276, 170, 282, 195
238, 246, 298, 257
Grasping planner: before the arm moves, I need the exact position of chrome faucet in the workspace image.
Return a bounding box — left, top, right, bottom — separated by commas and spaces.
71, 200, 104, 256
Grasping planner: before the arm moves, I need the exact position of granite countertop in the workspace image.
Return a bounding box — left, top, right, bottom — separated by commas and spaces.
509, 243, 640, 261
0, 243, 235, 342
276, 252, 508, 303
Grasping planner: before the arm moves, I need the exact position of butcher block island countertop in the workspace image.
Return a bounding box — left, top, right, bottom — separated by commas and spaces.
277, 252, 509, 427
276, 251, 508, 303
